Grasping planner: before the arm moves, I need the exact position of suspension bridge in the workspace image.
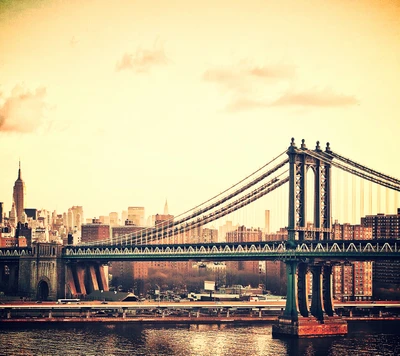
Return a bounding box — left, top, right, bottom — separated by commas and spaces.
1, 138, 400, 337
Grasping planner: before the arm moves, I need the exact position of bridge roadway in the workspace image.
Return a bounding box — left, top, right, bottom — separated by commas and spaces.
2, 239, 400, 262
1, 300, 399, 313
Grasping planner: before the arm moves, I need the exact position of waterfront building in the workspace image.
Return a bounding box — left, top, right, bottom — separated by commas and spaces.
0, 202, 3, 225
81, 218, 110, 244
111, 220, 147, 288
0, 226, 16, 247
332, 221, 373, 301
361, 208, 400, 299
226, 226, 263, 274
265, 228, 287, 295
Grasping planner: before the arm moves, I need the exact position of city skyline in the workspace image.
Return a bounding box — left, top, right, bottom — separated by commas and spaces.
1, 0, 399, 224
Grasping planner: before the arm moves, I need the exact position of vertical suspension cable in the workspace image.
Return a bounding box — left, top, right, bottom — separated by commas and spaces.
360, 178, 364, 220
352, 174, 356, 224
377, 184, 381, 214
386, 187, 390, 214
334, 167, 340, 223
343, 171, 348, 223
369, 181, 373, 215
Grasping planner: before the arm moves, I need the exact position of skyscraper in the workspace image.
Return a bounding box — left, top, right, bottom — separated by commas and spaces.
13, 161, 26, 223
127, 207, 145, 226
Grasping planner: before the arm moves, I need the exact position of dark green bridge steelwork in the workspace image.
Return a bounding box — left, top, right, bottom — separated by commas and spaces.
61, 239, 400, 262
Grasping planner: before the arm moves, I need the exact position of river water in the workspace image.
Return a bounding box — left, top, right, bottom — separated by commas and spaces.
0, 321, 400, 356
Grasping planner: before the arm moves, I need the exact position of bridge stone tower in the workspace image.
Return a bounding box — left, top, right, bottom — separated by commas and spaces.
273, 138, 347, 337
287, 138, 332, 242
18, 242, 65, 300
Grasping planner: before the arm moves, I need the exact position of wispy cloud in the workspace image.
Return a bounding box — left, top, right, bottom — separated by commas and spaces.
225, 89, 359, 113
203, 63, 294, 93
116, 40, 169, 73
270, 89, 359, 107
0, 85, 47, 133
203, 61, 359, 113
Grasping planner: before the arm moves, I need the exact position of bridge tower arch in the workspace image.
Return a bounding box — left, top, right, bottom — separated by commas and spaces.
37, 277, 50, 301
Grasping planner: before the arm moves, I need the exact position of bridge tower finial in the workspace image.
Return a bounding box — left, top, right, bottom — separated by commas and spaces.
315, 141, 321, 151
288, 138, 297, 152
326, 142, 331, 152
301, 139, 307, 149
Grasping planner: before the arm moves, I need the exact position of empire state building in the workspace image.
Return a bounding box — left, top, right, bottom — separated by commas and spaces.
13, 161, 26, 223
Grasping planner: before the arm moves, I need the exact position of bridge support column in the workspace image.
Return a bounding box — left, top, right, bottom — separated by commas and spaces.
322, 265, 335, 316
282, 261, 300, 321
98, 265, 109, 292
66, 265, 78, 297
76, 265, 87, 296
297, 263, 309, 317
89, 265, 99, 291
272, 261, 348, 338
310, 265, 325, 320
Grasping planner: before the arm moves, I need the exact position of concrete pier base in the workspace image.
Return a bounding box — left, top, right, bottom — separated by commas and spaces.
272, 316, 348, 338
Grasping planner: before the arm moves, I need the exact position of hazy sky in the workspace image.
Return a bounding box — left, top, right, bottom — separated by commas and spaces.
1, 0, 399, 225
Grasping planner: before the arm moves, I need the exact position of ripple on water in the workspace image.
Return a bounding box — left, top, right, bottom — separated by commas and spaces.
0, 322, 399, 356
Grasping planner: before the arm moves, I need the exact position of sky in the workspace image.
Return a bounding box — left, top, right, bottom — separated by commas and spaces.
0, 0, 399, 227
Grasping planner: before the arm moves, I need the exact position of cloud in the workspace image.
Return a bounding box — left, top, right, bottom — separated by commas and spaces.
204, 61, 358, 113
0, 85, 47, 133
203, 63, 295, 93
116, 40, 169, 73
225, 89, 359, 113
270, 89, 359, 107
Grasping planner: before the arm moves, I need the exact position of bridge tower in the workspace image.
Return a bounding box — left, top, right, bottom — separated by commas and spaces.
273, 138, 347, 337
18, 242, 65, 300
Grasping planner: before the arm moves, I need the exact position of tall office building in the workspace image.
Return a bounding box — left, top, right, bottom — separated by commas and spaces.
109, 212, 119, 227
121, 210, 128, 225
13, 161, 26, 223
127, 207, 145, 226
70, 206, 84, 230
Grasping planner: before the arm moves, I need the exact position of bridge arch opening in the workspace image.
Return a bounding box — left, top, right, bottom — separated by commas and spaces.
306, 166, 316, 233
37, 279, 49, 301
